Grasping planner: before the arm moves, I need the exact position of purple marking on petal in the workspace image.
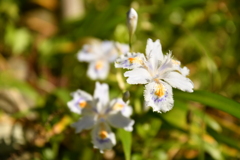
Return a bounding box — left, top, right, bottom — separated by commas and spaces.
105, 107, 112, 114
151, 91, 168, 103
93, 107, 99, 113
75, 98, 85, 106
97, 137, 111, 144
122, 59, 132, 68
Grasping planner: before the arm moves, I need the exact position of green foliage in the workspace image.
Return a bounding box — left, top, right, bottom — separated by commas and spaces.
0, 0, 240, 159
118, 129, 132, 160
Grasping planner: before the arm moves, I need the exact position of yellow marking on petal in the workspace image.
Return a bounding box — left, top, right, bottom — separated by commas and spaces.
172, 60, 180, 65
154, 83, 165, 97
79, 101, 87, 108
113, 103, 124, 110
128, 57, 142, 64
95, 61, 103, 70
99, 130, 108, 139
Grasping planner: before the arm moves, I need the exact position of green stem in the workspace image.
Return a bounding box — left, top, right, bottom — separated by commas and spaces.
129, 33, 132, 52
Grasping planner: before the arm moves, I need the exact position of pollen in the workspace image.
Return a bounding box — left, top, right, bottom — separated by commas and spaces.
172, 60, 180, 65
95, 61, 103, 70
128, 57, 142, 64
154, 83, 165, 97
113, 103, 124, 110
79, 101, 87, 108
99, 130, 108, 139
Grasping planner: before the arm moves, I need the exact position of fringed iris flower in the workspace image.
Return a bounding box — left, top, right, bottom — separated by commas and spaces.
77, 41, 129, 80
68, 82, 134, 153
115, 39, 194, 113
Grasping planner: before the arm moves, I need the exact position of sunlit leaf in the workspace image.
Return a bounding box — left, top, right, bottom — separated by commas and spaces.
118, 129, 132, 160
175, 90, 240, 119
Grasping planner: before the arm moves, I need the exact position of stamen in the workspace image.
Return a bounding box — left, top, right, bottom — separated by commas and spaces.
128, 57, 142, 64
79, 101, 87, 108
113, 103, 124, 110
95, 61, 103, 70
172, 60, 180, 65
154, 83, 165, 97
99, 130, 108, 139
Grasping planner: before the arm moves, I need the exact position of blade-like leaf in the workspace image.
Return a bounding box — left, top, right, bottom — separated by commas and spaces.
118, 129, 132, 160
174, 90, 240, 119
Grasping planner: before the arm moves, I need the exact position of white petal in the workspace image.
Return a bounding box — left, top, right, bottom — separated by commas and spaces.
72, 115, 96, 133
107, 112, 134, 131
180, 66, 190, 76
115, 52, 145, 69
171, 59, 190, 76
121, 105, 133, 117
145, 39, 163, 70
163, 72, 194, 92
115, 43, 129, 55
124, 68, 151, 84
77, 44, 99, 62
101, 41, 120, 62
144, 82, 174, 113
94, 82, 109, 107
87, 61, 110, 80
157, 53, 174, 74
67, 90, 92, 114
91, 123, 116, 152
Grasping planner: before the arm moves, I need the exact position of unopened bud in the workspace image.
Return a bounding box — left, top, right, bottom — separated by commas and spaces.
127, 8, 138, 36
122, 91, 130, 102
186, 109, 193, 125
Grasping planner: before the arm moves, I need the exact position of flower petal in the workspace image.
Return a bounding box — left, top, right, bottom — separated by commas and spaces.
77, 44, 99, 62
145, 39, 163, 70
72, 115, 96, 133
67, 89, 93, 114
101, 41, 118, 62
115, 52, 145, 69
109, 98, 132, 117
107, 112, 134, 131
157, 53, 174, 75
115, 43, 129, 55
163, 72, 194, 92
144, 81, 174, 113
87, 61, 110, 80
179, 66, 189, 76
171, 59, 190, 76
91, 123, 116, 152
94, 82, 109, 108
124, 68, 151, 84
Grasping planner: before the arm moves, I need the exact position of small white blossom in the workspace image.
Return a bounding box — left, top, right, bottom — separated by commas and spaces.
69, 82, 134, 153
115, 39, 194, 113
77, 41, 129, 80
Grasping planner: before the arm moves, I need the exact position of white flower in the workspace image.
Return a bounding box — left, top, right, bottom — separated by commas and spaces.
69, 82, 134, 153
115, 39, 194, 113
77, 41, 129, 80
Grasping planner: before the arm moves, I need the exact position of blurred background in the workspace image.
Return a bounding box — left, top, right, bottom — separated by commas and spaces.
0, 0, 240, 159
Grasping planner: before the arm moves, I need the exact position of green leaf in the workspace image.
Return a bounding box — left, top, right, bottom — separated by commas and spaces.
118, 129, 132, 160
208, 128, 240, 150
175, 90, 240, 119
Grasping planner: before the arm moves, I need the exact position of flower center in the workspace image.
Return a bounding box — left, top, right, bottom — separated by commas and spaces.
128, 57, 142, 64
95, 61, 103, 70
154, 83, 165, 97
99, 130, 108, 139
79, 101, 87, 108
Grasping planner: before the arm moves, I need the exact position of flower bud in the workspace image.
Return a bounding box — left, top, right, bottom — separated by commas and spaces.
127, 8, 138, 36
122, 91, 130, 102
